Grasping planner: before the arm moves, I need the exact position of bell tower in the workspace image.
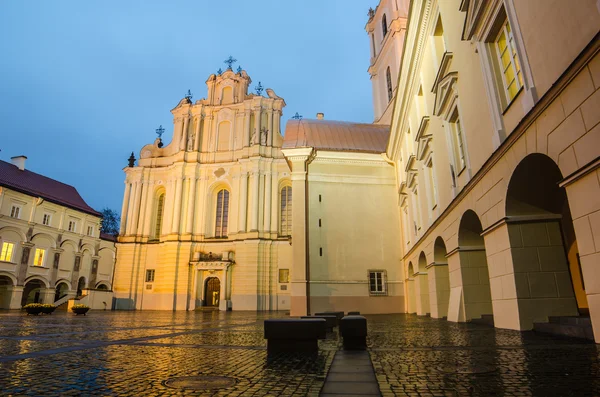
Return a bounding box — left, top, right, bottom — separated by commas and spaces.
366, 0, 409, 125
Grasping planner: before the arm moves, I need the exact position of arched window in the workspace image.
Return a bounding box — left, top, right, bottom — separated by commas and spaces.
153, 192, 165, 239
215, 189, 229, 238
280, 186, 292, 236
382, 14, 388, 37
386, 66, 393, 102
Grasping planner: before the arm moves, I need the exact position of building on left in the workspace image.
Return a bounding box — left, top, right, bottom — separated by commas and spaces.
0, 156, 116, 309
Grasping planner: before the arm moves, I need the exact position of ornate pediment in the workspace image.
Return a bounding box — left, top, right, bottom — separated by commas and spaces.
460, 0, 503, 41
433, 72, 459, 119
431, 52, 454, 94
415, 117, 432, 161
404, 155, 418, 188
398, 181, 408, 206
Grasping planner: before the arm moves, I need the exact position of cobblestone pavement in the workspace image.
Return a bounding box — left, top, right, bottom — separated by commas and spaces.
0, 311, 598, 396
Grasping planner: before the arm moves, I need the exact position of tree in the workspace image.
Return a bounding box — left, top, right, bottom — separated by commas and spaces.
100, 208, 120, 236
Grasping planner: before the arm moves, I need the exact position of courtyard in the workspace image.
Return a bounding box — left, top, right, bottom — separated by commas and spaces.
0, 311, 598, 396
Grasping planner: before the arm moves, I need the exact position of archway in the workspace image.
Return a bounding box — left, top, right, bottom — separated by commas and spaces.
96, 283, 109, 291
505, 153, 580, 325
204, 277, 220, 307
77, 277, 86, 297
457, 210, 493, 322
54, 282, 69, 302
406, 262, 416, 314
416, 252, 430, 315
0, 275, 14, 309
21, 279, 46, 306
429, 237, 450, 319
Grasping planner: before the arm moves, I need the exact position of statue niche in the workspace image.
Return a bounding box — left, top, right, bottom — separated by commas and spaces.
217, 121, 231, 152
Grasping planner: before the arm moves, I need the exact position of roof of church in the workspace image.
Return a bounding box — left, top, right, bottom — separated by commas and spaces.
282, 119, 390, 154
0, 159, 101, 217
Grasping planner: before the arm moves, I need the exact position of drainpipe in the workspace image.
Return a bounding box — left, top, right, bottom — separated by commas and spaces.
305, 150, 316, 315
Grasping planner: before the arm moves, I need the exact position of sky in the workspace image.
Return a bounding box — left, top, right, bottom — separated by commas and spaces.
0, 1, 379, 213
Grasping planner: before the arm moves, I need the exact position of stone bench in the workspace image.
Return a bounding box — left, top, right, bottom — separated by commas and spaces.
301, 315, 337, 331
264, 318, 326, 353
340, 315, 367, 350
348, 311, 361, 315
315, 311, 344, 325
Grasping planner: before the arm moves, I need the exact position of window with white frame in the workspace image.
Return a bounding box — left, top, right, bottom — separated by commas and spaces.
215, 189, 229, 238
10, 205, 21, 219
280, 186, 292, 236
449, 109, 466, 172
42, 213, 51, 226
369, 270, 387, 295
68, 220, 77, 233
86, 226, 94, 237
493, 16, 523, 103
145, 269, 155, 282
33, 248, 46, 267
0, 242, 15, 262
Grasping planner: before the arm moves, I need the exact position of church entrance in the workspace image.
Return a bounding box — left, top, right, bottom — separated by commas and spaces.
204, 277, 220, 307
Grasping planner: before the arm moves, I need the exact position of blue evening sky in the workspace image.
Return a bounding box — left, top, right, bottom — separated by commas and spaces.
0, 1, 379, 213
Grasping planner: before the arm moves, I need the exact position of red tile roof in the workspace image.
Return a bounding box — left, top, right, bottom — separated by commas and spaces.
282, 119, 390, 154
0, 160, 101, 217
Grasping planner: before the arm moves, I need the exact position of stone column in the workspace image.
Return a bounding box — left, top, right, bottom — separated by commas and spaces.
125, 181, 139, 234
185, 177, 197, 235
130, 180, 143, 235
267, 110, 273, 146
9, 286, 24, 309
238, 172, 248, 233
17, 244, 33, 285
180, 116, 189, 150
193, 174, 207, 236
273, 110, 281, 137
89, 258, 99, 288
171, 177, 184, 234
270, 172, 279, 234
249, 171, 259, 231
120, 182, 131, 234
49, 250, 61, 286
138, 178, 152, 237
219, 266, 229, 311
243, 110, 251, 147
70, 255, 82, 292
41, 288, 55, 304
263, 171, 272, 233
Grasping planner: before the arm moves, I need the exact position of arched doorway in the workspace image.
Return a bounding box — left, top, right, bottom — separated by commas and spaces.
430, 237, 450, 319
457, 210, 493, 323
21, 279, 46, 306
96, 283, 109, 291
77, 277, 86, 297
0, 275, 15, 309
505, 153, 580, 325
416, 252, 430, 315
406, 262, 416, 314
54, 282, 69, 302
204, 277, 220, 307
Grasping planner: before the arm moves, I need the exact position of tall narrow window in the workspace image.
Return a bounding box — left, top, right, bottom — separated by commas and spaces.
495, 18, 523, 102
10, 205, 21, 219
42, 213, 51, 226
0, 242, 15, 262
386, 67, 393, 102
369, 270, 387, 295
371, 34, 376, 57
432, 15, 446, 66
382, 14, 388, 37
68, 220, 77, 233
280, 186, 292, 236
154, 193, 165, 239
215, 189, 229, 238
450, 109, 466, 171
33, 248, 46, 267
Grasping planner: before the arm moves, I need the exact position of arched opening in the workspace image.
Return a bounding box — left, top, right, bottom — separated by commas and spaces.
382, 14, 388, 37
430, 237, 450, 319
280, 186, 292, 236
54, 282, 69, 302
416, 252, 430, 315
214, 189, 230, 238
406, 262, 416, 314
97, 283, 109, 291
153, 190, 165, 240
21, 279, 46, 306
506, 153, 581, 324
77, 277, 86, 297
204, 277, 220, 307
0, 275, 14, 309
457, 210, 493, 323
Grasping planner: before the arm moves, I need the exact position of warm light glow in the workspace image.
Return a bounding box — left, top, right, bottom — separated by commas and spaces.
0, 242, 14, 262
33, 248, 45, 267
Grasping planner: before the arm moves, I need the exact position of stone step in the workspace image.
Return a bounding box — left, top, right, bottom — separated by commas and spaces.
548, 315, 591, 327
533, 321, 595, 341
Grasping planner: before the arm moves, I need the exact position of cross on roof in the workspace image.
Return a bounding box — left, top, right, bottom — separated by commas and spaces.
292, 112, 303, 120
224, 56, 237, 70
155, 125, 165, 138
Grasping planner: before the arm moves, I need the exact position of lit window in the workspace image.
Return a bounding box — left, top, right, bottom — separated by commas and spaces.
215, 189, 229, 238
382, 14, 388, 37
450, 109, 466, 171
494, 18, 523, 102
42, 213, 51, 226
279, 269, 290, 283
87, 226, 94, 237
10, 205, 21, 219
0, 242, 15, 262
369, 271, 387, 295
280, 186, 292, 236
145, 269, 155, 282
154, 193, 165, 239
386, 66, 393, 102
68, 220, 77, 233
33, 248, 46, 267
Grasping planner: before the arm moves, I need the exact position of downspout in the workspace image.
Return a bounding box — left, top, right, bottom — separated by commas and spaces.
305, 149, 316, 315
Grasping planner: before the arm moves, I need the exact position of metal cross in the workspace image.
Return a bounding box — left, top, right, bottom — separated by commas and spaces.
255, 82, 264, 96
237, 65, 242, 73
224, 56, 237, 69
292, 112, 303, 120
155, 125, 165, 139
185, 89, 193, 100
217, 68, 223, 75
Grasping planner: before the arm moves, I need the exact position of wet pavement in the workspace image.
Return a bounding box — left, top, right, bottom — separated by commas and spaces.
0, 311, 598, 396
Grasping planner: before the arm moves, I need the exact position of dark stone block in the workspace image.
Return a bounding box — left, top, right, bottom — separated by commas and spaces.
340, 315, 367, 350
301, 315, 337, 331
264, 319, 326, 353
348, 311, 360, 315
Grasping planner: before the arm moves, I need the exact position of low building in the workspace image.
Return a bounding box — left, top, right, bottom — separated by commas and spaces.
0, 156, 116, 309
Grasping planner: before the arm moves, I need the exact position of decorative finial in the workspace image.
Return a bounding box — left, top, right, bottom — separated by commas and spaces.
224, 56, 237, 70
155, 125, 165, 148
368, 7, 375, 20
217, 68, 223, 75
292, 112, 303, 120
128, 152, 136, 168
255, 81, 264, 96
237, 65, 242, 74
185, 89, 193, 100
